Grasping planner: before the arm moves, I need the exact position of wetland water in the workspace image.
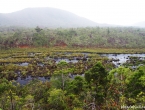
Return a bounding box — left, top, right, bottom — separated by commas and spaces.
100, 53, 145, 67
16, 53, 145, 85
100, 54, 145, 67
16, 76, 50, 85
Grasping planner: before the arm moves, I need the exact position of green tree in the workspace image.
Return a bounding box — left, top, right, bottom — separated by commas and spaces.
35, 26, 42, 33
67, 76, 87, 95
107, 67, 132, 108
126, 65, 145, 102
51, 60, 69, 90
85, 61, 108, 107
48, 88, 67, 110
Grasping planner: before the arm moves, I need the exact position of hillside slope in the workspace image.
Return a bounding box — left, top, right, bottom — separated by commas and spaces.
0, 7, 99, 28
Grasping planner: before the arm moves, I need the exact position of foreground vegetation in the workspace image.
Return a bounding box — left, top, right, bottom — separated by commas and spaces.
1, 26, 145, 109
0, 48, 145, 110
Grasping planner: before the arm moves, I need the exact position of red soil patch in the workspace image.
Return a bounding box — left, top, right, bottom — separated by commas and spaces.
18, 44, 30, 48
54, 40, 67, 47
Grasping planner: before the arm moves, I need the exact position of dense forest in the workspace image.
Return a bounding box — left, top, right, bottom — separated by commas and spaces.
0, 26, 145, 49
0, 26, 145, 110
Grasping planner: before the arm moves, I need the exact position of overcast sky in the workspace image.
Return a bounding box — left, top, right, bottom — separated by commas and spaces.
0, 0, 145, 26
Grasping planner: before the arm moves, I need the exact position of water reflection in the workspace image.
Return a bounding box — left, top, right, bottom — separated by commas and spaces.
16, 53, 145, 85
16, 76, 50, 85
100, 53, 145, 67
19, 62, 29, 66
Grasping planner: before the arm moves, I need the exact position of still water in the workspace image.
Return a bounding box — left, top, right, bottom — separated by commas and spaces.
16, 53, 145, 85
100, 53, 145, 67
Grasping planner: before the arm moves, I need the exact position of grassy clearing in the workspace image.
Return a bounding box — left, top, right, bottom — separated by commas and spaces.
1, 47, 145, 54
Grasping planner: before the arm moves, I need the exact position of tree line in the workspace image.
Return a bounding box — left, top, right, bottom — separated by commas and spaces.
0, 26, 145, 49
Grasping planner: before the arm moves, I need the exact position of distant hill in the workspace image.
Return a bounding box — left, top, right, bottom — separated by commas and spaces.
0, 7, 100, 28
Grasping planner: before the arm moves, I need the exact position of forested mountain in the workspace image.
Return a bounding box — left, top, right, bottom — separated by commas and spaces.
0, 7, 100, 28
0, 26, 145, 49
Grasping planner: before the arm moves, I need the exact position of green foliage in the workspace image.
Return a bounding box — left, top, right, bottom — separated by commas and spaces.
0, 48, 145, 109
108, 66, 132, 85
85, 61, 108, 105
107, 67, 133, 106
67, 76, 87, 95
126, 65, 145, 98
35, 26, 42, 33
1, 27, 145, 48
85, 61, 107, 84
48, 88, 67, 110
51, 69, 71, 90
0, 78, 13, 95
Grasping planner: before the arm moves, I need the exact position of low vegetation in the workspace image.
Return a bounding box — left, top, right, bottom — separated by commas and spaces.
0, 48, 144, 109
0, 26, 145, 109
